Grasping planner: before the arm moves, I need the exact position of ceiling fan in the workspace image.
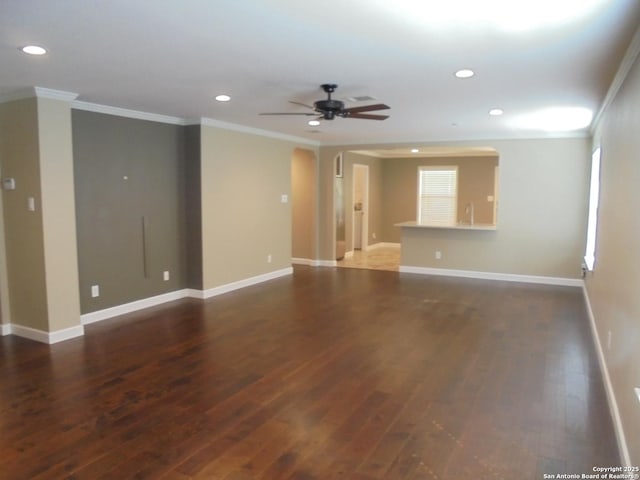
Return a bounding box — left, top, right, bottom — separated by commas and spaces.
260, 84, 390, 121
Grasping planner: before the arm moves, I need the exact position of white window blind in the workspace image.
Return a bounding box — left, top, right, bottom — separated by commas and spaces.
418, 166, 458, 226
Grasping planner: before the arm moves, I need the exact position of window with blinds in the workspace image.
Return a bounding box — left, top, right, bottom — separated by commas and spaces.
417, 166, 458, 226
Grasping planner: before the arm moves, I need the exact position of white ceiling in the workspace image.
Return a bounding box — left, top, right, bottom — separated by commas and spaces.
1, 0, 639, 145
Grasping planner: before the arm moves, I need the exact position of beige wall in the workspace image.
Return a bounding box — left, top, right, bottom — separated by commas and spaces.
0, 96, 80, 333
0, 98, 49, 331
200, 125, 302, 289
291, 148, 317, 260
38, 97, 81, 331
320, 137, 590, 279
586, 50, 640, 464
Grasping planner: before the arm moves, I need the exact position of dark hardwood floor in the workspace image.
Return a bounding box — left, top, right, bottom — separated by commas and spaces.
0, 266, 618, 479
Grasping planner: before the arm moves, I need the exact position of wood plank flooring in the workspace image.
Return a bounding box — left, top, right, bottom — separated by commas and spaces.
0, 267, 619, 479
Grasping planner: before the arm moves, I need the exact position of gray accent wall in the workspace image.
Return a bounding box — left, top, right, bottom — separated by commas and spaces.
72, 110, 187, 313
184, 125, 203, 290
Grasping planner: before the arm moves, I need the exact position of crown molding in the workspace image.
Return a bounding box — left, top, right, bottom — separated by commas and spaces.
0, 86, 78, 104
592, 23, 640, 133
321, 131, 590, 148
33, 87, 79, 102
72, 100, 185, 125
70, 104, 320, 146
198, 117, 320, 146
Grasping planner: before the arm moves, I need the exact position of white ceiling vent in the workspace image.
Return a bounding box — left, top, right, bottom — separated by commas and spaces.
347, 95, 377, 102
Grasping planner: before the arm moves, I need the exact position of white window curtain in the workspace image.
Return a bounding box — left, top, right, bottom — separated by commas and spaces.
418, 166, 458, 226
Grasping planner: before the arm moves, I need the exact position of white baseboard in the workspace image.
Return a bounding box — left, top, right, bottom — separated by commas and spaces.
399, 265, 583, 287
81, 289, 191, 325
10, 323, 84, 344
81, 268, 294, 324
317, 260, 337, 267
292, 257, 324, 267
582, 286, 630, 466
200, 267, 293, 298
368, 242, 401, 250
1, 323, 10, 336
185, 288, 205, 300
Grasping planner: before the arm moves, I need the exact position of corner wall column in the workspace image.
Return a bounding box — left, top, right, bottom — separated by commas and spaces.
0, 89, 82, 343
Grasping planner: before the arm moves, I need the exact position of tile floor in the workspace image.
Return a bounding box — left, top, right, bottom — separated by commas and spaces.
336, 244, 400, 271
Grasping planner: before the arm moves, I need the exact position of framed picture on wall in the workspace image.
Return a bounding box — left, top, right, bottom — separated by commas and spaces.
335, 152, 343, 177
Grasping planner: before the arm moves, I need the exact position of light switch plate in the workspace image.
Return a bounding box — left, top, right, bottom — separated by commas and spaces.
3, 178, 16, 190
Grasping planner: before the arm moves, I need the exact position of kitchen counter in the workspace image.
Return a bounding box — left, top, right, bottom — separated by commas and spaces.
395, 221, 497, 231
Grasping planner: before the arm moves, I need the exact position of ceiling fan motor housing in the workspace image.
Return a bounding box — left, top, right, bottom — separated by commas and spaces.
314, 99, 344, 119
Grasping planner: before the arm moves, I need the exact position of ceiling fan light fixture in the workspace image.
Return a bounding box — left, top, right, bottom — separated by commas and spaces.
308, 120, 320, 126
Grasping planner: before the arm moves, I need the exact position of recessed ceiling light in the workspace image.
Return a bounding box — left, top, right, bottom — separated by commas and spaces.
411, 148, 419, 153
21, 45, 47, 55
489, 108, 504, 116
308, 120, 320, 126
454, 69, 474, 79
215, 94, 231, 102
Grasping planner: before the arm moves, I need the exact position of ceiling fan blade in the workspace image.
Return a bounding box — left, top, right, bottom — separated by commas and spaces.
259, 112, 318, 116
288, 100, 316, 110
343, 103, 390, 114
345, 112, 389, 120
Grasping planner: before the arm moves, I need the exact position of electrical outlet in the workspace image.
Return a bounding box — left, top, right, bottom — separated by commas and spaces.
267, 254, 272, 263
91, 285, 100, 298
163, 271, 170, 281
607, 330, 612, 350
435, 250, 442, 260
